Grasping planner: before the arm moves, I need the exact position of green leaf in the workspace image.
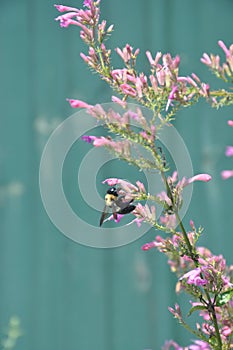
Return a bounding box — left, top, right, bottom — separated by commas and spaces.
188, 305, 207, 317
216, 288, 233, 306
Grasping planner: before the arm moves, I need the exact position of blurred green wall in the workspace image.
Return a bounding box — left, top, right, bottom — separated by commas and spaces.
1, 0, 233, 349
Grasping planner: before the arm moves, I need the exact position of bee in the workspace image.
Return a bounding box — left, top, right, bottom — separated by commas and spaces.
99, 187, 136, 226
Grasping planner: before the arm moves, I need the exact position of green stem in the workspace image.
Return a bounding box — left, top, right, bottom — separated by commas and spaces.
161, 172, 223, 349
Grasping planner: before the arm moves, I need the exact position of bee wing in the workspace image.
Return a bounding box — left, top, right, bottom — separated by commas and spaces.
100, 202, 120, 226
99, 205, 109, 227
115, 197, 134, 210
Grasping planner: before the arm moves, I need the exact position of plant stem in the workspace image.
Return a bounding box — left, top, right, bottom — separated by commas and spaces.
161, 172, 223, 349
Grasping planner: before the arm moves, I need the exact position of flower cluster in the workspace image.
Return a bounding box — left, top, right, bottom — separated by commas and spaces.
54, 1, 230, 118
201, 41, 233, 84
80, 103, 164, 171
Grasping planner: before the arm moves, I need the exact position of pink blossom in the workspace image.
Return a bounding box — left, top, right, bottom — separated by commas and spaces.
141, 241, 157, 251
111, 96, 127, 108
120, 83, 137, 97
105, 213, 124, 224
146, 51, 162, 66
162, 340, 183, 350
221, 170, 233, 179
160, 213, 177, 229
102, 178, 138, 192
200, 53, 212, 66
166, 85, 178, 111
55, 13, 80, 27
218, 40, 230, 57
189, 340, 211, 350
222, 326, 232, 337
225, 146, 233, 157
135, 181, 146, 193
54, 4, 79, 12
67, 98, 91, 108
180, 268, 207, 286
185, 173, 212, 185
81, 135, 97, 143
83, 0, 93, 7
227, 120, 233, 127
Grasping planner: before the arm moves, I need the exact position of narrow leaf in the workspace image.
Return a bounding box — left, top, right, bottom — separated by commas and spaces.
216, 288, 233, 306
188, 305, 207, 317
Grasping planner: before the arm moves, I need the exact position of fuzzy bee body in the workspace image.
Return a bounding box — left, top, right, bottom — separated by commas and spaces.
99, 187, 136, 226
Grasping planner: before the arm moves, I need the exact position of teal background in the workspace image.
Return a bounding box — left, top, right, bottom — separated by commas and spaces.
1, 0, 233, 349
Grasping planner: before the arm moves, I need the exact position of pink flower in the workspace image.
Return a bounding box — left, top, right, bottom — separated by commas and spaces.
200, 53, 212, 67
102, 178, 138, 192
55, 13, 80, 27
166, 85, 178, 111
225, 146, 233, 157
146, 51, 162, 67
185, 173, 212, 185
81, 135, 97, 143
218, 40, 230, 58
221, 170, 233, 179
227, 120, 233, 127
189, 340, 211, 350
180, 268, 207, 286
83, 0, 93, 7
67, 98, 91, 108
162, 340, 183, 350
54, 4, 79, 12
141, 241, 157, 251
120, 83, 137, 97
111, 96, 127, 108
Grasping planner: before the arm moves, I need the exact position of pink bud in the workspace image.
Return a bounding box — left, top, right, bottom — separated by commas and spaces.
221, 170, 233, 179
66, 98, 91, 108
218, 40, 230, 57
54, 4, 79, 12
189, 220, 195, 230
225, 146, 233, 157
141, 241, 156, 251
187, 173, 212, 184
111, 96, 127, 108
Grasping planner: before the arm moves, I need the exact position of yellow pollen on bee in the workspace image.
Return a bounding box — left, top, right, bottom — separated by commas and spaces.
105, 194, 117, 207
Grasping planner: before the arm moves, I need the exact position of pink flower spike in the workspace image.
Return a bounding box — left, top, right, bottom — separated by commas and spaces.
225, 146, 233, 157
186, 173, 212, 185
227, 120, 233, 127
66, 98, 91, 109
221, 170, 233, 179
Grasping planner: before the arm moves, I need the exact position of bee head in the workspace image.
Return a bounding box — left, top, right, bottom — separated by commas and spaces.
106, 187, 118, 197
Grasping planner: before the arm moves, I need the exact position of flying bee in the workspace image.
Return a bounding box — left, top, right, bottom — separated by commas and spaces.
99, 187, 136, 227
